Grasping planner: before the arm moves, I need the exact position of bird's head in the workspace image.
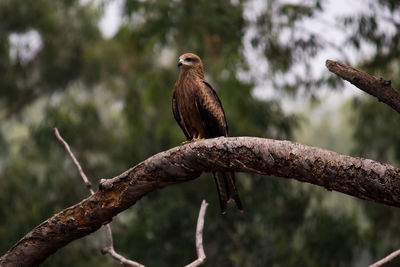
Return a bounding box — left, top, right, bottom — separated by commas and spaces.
178, 53, 203, 70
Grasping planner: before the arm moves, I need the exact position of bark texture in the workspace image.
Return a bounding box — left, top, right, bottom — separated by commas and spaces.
1, 137, 400, 266
326, 59, 400, 114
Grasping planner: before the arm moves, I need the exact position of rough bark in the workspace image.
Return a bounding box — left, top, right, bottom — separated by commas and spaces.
1, 137, 400, 266
326, 60, 400, 114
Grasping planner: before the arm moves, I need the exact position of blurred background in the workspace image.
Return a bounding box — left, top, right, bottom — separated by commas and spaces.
1, 0, 400, 266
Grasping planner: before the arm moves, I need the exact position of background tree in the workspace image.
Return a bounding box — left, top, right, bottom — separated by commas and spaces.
0, 0, 399, 266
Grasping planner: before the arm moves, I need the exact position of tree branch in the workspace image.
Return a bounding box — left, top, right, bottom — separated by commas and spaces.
369, 248, 400, 267
4, 91, 43, 119
185, 200, 208, 267
101, 224, 145, 267
1, 137, 400, 266
55, 128, 144, 266
54, 128, 95, 194
326, 60, 400, 267
326, 60, 400, 114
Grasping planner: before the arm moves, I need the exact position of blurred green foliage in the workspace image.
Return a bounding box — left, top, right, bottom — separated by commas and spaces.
1, 0, 400, 266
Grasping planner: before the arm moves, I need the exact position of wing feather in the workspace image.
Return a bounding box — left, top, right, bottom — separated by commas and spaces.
195, 81, 228, 138
172, 93, 190, 139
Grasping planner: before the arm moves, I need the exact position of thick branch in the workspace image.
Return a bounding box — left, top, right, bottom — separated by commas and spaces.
1, 137, 400, 266
326, 60, 400, 114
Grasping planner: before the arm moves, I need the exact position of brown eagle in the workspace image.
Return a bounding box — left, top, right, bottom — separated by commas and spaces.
172, 53, 243, 214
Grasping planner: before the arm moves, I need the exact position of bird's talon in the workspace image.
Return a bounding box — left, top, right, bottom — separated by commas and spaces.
193, 134, 203, 141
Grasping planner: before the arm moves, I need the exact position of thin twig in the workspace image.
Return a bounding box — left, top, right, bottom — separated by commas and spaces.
101, 224, 146, 267
54, 128, 95, 195
185, 200, 208, 267
54, 128, 144, 267
369, 249, 400, 267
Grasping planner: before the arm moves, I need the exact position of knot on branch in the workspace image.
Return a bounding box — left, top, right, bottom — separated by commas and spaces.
379, 77, 392, 86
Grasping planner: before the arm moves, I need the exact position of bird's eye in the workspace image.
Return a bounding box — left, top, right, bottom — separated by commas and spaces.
186, 58, 192, 62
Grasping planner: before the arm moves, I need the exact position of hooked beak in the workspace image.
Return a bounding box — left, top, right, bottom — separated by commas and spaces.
177, 58, 184, 67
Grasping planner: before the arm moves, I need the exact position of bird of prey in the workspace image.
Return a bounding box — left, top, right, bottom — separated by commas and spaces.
172, 53, 243, 214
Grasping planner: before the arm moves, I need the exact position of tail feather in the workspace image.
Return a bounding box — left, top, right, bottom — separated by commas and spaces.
225, 172, 243, 211
213, 172, 243, 214
213, 172, 229, 214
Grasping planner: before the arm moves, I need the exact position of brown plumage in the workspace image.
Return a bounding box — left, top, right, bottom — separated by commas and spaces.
172, 53, 243, 214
